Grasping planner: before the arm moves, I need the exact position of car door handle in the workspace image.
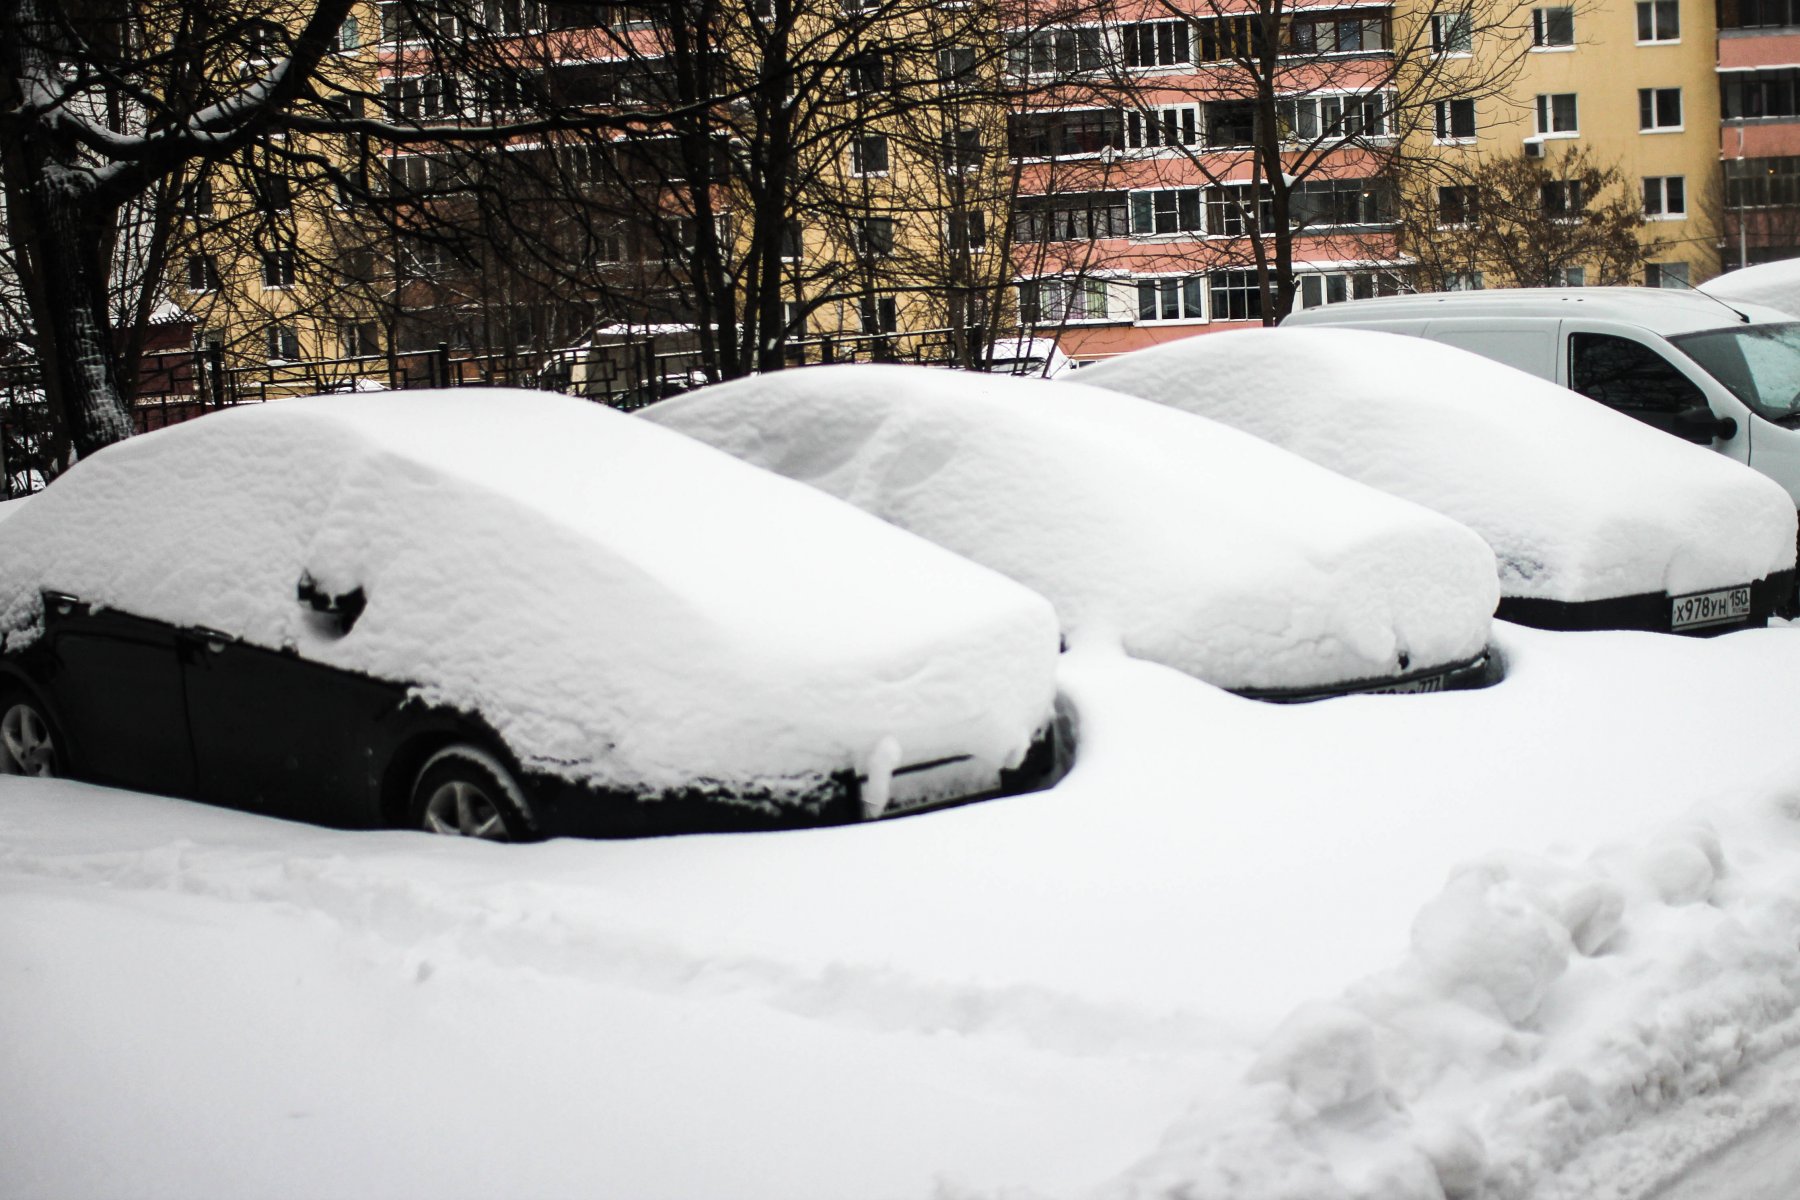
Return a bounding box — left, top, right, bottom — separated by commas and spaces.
186, 628, 235, 654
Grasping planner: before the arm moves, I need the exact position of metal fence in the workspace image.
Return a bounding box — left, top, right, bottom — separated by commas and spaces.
1, 324, 1060, 500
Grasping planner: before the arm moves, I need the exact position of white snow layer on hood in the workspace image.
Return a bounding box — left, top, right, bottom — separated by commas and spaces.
1701, 257, 1800, 316
642, 363, 1498, 692
0, 389, 1060, 793
1077, 327, 1799, 601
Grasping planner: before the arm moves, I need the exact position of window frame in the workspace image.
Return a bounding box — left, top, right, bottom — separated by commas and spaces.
1530, 6, 1575, 48
1643, 175, 1687, 219
1635, 0, 1679, 41
1535, 92, 1579, 136
1638, 86, 1683, 132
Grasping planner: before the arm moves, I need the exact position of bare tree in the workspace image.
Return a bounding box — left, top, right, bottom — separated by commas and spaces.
1037, 0, 1543, 322
1393, 145, 1661, 289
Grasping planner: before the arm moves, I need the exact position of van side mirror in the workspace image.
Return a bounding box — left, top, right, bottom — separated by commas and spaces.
1672, 406, 1737, 444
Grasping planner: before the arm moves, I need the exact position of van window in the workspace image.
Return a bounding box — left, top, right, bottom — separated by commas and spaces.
1569, 333, 1704, 414
1671, 322, 1800, 423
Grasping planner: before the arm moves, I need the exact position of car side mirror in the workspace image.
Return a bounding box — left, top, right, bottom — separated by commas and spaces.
297, 573, 367, 634
1673, 406, 1737, 444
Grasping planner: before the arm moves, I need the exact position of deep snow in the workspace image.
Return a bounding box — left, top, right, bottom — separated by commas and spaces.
9, 621, 1800, 1198
645, 363, 1497, 692
1076, 328, 1798, 603
0, 391, 1059, 799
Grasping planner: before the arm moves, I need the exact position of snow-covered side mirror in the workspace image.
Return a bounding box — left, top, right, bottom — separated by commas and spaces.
297, 572, 366, 635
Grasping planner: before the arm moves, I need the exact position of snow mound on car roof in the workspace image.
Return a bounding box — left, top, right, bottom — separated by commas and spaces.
642, 363, 1497, 693
1078, 327, 1798, 602
0, 390, 1058, 795
1701, 258, 1800, 317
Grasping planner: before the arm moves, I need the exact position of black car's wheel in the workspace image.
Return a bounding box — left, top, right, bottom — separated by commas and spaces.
0, 690, 59, 777
410, 744, 536, 842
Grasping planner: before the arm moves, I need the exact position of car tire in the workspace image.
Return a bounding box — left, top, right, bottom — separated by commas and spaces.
409, 744, 537, 842
0, 688, 60, 777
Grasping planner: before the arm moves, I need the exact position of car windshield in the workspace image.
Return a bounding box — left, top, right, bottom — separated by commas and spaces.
1672, 322, 1800, 424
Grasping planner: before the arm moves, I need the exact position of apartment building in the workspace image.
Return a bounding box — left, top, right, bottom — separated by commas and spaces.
1481, 0, 1720, 288
1719, 0, 1800, 266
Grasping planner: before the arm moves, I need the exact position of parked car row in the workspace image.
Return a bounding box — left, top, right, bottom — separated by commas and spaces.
3, 300, 1792, 842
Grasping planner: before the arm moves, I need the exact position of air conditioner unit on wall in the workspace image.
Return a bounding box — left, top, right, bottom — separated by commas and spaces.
1523, 139, 1546, 159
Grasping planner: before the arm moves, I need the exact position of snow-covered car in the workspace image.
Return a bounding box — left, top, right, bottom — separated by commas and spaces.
0, 390, 1070, 838
642, 363, 1503, 700
1078, 327, 1799, 634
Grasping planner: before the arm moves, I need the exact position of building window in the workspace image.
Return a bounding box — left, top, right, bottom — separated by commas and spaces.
1130, 188, 1203, 235
1718, 0, 1800, 30
1722, 69, 1800, 120
1431, 9, 1472, 52
1209, 270, 1264, 321
1541, 179, 1585, 217
1294, 177, 1397, 226
1646, 261, 1690, 288
1009, 109, 1123, 157
266, 323, 300, 361
1639, 87, 1683, 130
939, 126, 983, 172
859, 296, 898, 334
1435, 98, 1476, 140
1556, 266, 1586, 286
252, 169, 292, 213
185, 178, 214, 219
1532, 6, 1574, 46
1122, 21, 1192, 67
1299, 270, 1407, 307
1443, 271, 1485, 291
937, 46, 977, 89
1438, 185, 1477, 225
383, 74, 460, 120
1005, 28, 1103, 77
261, 246, 296, 288
1724, 156, 1800, 206
845, 49, 887, 95
1013, 192, 1130, 242
185, 254, 220, 292
855, 216, 894, 256
851, 133, 889, 176
946, 209, 987, 252
1126, 106, 1199, 148
1136, 277, 1205, 322
1279, 93, 1389, 142
341, 322, 380, 357
1205, 100, 1259, 146
1022, 277, 1110, 323
1535, 92, 1578, 134
1195, 15, 1257, 62
1205, 183, 1275, 235
1285, 10, 1391, 54
1637, 0, 1678, 40
335, 13, 360, 50
779, 219, 803, 261
1643, 175, 1686, 218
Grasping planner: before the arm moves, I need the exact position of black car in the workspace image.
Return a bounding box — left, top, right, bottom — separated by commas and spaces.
0, 391, 1071, 839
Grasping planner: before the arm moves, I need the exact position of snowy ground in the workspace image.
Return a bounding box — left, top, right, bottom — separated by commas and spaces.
7, 621, 1800, 1199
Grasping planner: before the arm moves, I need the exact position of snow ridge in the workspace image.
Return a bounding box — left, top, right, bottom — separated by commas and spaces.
1100, 808, 1800, 1200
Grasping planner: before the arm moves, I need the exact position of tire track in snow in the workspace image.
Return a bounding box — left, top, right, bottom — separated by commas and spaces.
0, 835, 1222, 1062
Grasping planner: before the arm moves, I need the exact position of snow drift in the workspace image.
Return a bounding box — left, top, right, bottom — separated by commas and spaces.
1701, 257, 1800, 317
1077, 327, 1798, 603
642, 362, 1498, 693
0, 390, 1060, 798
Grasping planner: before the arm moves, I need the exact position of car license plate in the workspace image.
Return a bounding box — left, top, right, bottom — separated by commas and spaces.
1670, 585, 1752, 631
1365, 675, 1446, 696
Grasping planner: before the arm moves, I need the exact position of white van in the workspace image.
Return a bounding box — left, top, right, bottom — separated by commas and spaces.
1282, 288, 1800, 508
